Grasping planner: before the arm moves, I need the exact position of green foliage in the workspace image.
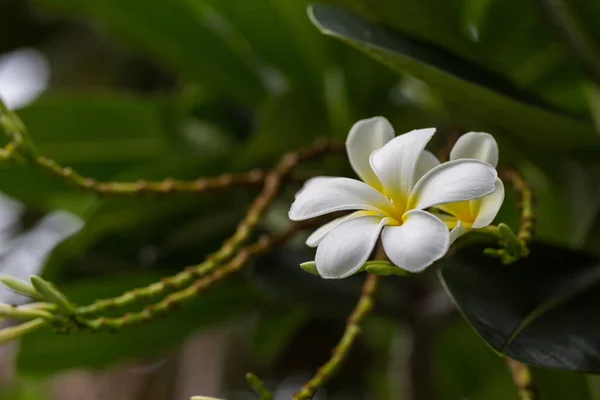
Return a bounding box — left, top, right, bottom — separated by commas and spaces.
308, 4, 599, 161
3, 0, 600, 396
439, 242, 600, 372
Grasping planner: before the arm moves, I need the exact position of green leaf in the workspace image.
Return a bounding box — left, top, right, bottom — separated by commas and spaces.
32, 0, 266, 104
0, 91, 177, 211
19, 91, 175, 166
252, 307, 307, 364
17, 273, 262, 375
537, 0, 600, 86
439, 241, 600, 372
470, 0, 589, 116
324, 0, 475, 61
308, 4, 600, 159
193, 0, 326, 91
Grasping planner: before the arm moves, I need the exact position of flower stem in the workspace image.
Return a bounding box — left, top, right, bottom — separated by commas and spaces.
506, 358, 539, 400
293, 274, 379, 399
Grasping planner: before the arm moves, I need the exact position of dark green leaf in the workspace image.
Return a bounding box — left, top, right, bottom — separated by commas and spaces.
308, 4, 600, 159
33, 0, 266, 104
17, 273, 262, 374
324, 0, 475, 61
439, 242, 600, 372
537, 0, 600, 86
197, 0, 326, 91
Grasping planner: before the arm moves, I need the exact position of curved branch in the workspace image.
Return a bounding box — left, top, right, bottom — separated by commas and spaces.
77, 139, 341, 316
293, 274, 379, 400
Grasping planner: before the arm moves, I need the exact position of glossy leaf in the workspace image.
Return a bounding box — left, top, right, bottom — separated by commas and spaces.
308, 4, 600, 159
17, 273, 262, 374
439, 242, 600, 372
325, 0, 475, 60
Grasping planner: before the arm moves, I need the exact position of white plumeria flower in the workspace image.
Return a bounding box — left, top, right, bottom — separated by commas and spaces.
288, 117, 498, 279
434, 132, 505, 243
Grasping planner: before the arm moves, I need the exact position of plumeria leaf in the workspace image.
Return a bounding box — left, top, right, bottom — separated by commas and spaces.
439, 241, 600, 372
308, 4, 600, 160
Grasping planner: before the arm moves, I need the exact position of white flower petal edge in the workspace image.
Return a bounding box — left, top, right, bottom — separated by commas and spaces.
414, 150, 441, 183
346, 117, 394, 191
306, 211, 371, 247
450, 131, 498, 167
369, 128, 435, 209
408, 159, 498, 210
381, 210, 449, 272
315, 216, 390, 279
449, 220, 466, 244
289, 177, 395, 221
471, 178, 505, 229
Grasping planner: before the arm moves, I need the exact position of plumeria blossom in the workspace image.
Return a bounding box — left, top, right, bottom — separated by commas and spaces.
434, 132, 505, 243
289, 117, 498, 279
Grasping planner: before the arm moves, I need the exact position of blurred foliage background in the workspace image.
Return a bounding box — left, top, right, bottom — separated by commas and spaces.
2, 0, 600, 399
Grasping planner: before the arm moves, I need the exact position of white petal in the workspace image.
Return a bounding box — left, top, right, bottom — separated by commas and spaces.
346, 117, 394, 190
315, 216, 388, 279
449, 220, 467, 244
471, 178, 505, 229
381, 210, 449, 272
306, 211, 370, 247
450, 131, 499, 168
414, 150, 441, 183
369, 128, 435, 209
289, 177, 395, 221
408, 159, 498, 211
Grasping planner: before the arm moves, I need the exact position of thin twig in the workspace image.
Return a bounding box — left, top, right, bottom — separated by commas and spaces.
77, 139, 340, 316
501, 168, 535, 246
36, 156, 267, 195
82, 220, 316, 330
293, 274, 379, 400
506, 358, 539, 400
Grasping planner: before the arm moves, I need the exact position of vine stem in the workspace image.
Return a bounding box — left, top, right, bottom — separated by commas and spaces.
506, 359, 539, 400
500, 168, 535, 245
83, 219, 318, 330
36, 156, 267, 195
77, 139, 341, 316
293, 274, 379, 400
0, 97, 333, 196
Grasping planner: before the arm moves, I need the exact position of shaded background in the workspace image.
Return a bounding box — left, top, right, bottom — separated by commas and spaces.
2, 0, 600, 399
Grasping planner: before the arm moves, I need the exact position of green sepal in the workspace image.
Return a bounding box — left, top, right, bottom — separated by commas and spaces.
30, 276, 77, 315
498, 223, 518, 241
365, 263, 410, 276
0, 304, 55, 320
0, 275, 44, 300
300, 261, 320, 275
300, 260, 410, 277
0, 319, 45, 346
